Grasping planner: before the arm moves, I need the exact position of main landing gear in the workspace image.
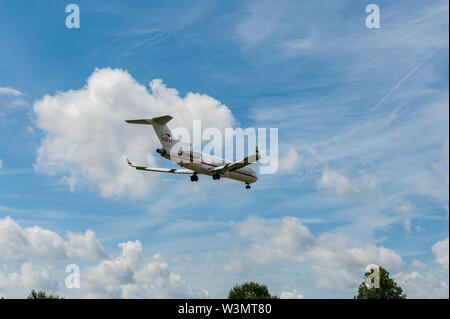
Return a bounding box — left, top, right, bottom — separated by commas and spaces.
212, 173, 221, 180
245, 183, 251, 189
190, 173, 198, 182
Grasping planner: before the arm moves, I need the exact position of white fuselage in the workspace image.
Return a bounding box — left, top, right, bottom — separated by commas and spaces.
160, 151, 258, 184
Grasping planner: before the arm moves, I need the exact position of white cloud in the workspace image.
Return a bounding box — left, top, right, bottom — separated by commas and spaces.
360, 172, 379, 191
316, 168, 357, 197
411, 259, 427, 270
398, 202, 414, 213
0, 86, 26, 110
233, 216, 403, 291
236, 0, 320, 56
305, 233, 403, 290
278, 146, 301, 174
282, 36, 314, 52
233, 216, 315, 263
394, 271, 449, 299
396, 202, 416, 233
0, 216, 107, 261
315, 168, 382, 199
432, 237, 449, 270
222, 258, 251, 274
33, 68, 235, 198
236, 1, 281, 47
403, 218, 411, 233
0, 86, 23, 96
74, 240, 208, 298
280, 289, 304, 299
0, 240, 208, 299
0, 262, 61, 299
281, 31, 317, 56
432, 137, 449, 186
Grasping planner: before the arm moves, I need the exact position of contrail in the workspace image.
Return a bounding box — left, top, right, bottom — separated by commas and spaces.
318, 44, 444, 147
371, 44, 442, 111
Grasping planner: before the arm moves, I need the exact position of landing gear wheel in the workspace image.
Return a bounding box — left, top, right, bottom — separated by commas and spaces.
245, 183, 251, 189
190, 173, 198, 182
212, 173, 220, 180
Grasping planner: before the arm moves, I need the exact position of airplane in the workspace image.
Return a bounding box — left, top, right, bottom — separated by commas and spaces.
125, 115, 260, 189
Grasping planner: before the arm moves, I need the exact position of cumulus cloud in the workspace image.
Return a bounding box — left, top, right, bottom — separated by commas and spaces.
278, 146, 301, 174
33, 68, 235, 198
233, 215, 403, 291
316, 168, 357, 197
0, 239, 208, 299
432, 237, 449, 270
305, 233, 403, 290
280, 289, 304, 299
81, 240, 208, 298
316, 168, 380, 198
0, 262, 61, 299
394, 271, 449, 299
0, 216, 107, 261
234, 216, 315, 263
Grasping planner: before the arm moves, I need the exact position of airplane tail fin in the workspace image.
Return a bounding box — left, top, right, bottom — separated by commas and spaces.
125, 115, 178, 151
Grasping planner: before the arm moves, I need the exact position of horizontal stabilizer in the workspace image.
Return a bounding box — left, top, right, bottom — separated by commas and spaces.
125, 119, 152, 125
125, 115, 173, 126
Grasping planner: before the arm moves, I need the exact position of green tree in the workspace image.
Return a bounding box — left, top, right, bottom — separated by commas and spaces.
27, 290, 63, 299
355, 266, 406, 299
228, 282, 278, 299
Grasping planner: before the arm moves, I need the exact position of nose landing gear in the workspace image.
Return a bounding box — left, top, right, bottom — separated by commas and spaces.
245, 183, 251, 189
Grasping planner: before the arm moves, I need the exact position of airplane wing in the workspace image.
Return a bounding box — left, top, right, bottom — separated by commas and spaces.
126, 159, 194, 174
211, 147, 260, 174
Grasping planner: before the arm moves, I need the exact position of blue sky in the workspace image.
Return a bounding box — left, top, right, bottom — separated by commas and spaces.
0, 0, 448, 298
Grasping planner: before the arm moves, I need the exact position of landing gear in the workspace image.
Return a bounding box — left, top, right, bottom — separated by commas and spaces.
190, 173, 198, 182
156, 148, 166, 156
245, 183, 251, 189
212, 173, 221, 180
